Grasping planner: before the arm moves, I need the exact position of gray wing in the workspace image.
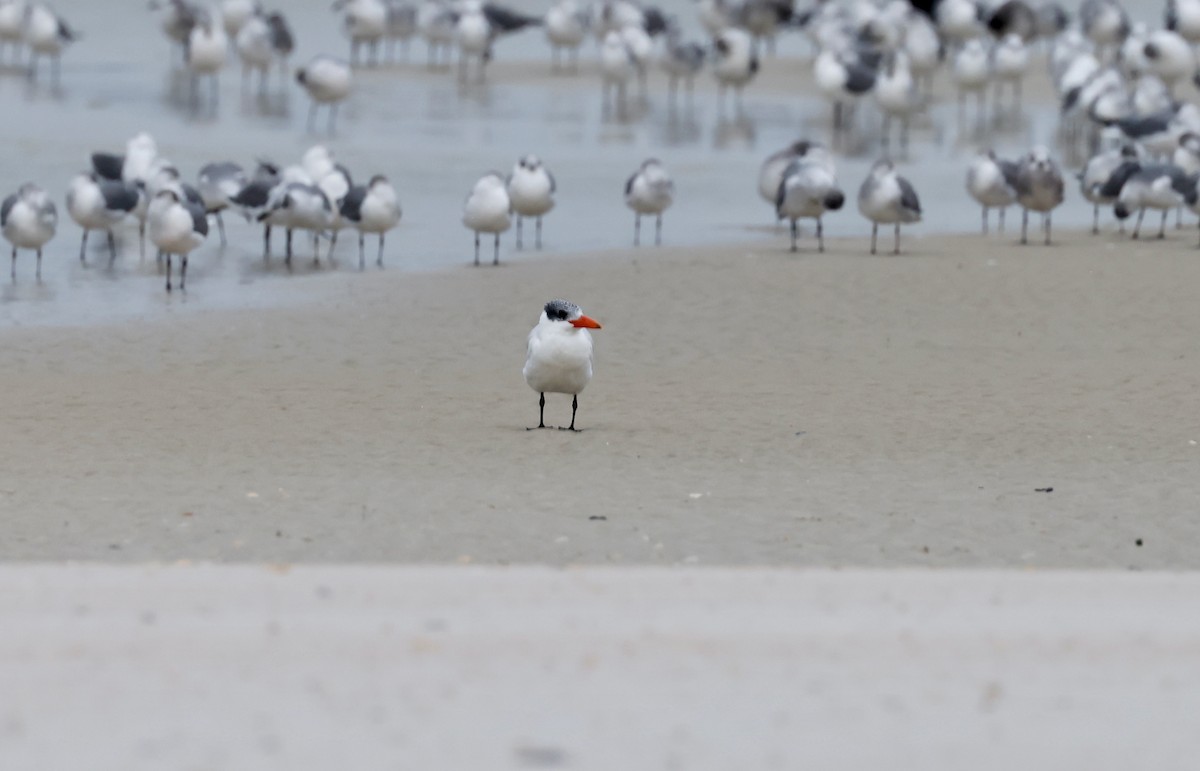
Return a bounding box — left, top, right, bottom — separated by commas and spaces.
547, 170, 556, 194
0, 194, 14, 227
181, 183, 206, 208
99, 180, 139, 213
998, 159, 1022, 190
339, 185, 367, 223
91, 152, 124, 181
187, 201, 209, 237
624, 172, 636, 196
1097, 160, 1141, 198
199, 161, 244, 181
844, 61, 876, 94
897, 175, 921, 214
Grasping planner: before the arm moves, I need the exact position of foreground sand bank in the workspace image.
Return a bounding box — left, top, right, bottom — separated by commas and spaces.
5, 565, 1200, 769
1, 229, 1198, 565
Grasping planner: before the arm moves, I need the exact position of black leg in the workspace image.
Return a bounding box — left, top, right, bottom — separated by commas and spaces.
263, 225, 271, 260
516, 216, 523, 250
358, 232, 365, 270
656, 214, 662, 246
181, 255, 187, 291
1044, 213, 1051, 245
999, 207, 1006, 233
1133, 208, 1144, 239
107, 230, 117, 266
536, 217, 543, 249
870, 223, 877, 254
790, 218, 797, 252
285, 229, 293, 268
493, 233, 500, 266
560, 394, 578, 431
79, 229, 87, 264
526, 392, 547, 430
165, 254, 172, 292
377, 234, 385, 267
35, 248, 41, 281
1092, 204, 1099, 235
10, 247, 15, 281
217, 212, 227, 246
633, 214, 640, 246
817, 217, 824, 252
1021, 208, 1028, 245
893, 223, 900, 255
474, 232, 480, 266
1159, 210, 1167, 239
981, 206, 987, 235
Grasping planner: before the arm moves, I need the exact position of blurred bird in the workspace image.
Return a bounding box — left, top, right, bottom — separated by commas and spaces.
296, 55, 352, 133
625, 158, 674, 246
1, 182, 56, 280
776, 159, 844, 252
462, 172, 511, 265
858, 159, 921, 255
339, 174, 401, 269
507, 155, 555, 250
1014, 147, 1065, 245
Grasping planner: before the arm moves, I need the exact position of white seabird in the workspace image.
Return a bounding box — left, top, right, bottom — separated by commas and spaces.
624, 158, 674, 246
506, 154, 555, 250
462, 172, 511, 266
857, 158, 921, 255
523, 298, 602, 431
1, 182, 56, 280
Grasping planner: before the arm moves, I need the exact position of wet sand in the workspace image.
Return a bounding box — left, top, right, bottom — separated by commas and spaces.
3, 228, 1198, 566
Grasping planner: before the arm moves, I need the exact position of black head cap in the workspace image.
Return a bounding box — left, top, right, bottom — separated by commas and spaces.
543, 299, 580, 322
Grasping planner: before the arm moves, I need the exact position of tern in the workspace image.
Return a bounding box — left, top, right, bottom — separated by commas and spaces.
523, 298, 602, 431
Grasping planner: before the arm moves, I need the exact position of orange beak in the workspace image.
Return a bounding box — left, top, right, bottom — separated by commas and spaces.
571, 315, 602, 329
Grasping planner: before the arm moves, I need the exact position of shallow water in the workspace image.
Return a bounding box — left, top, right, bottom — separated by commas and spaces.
0, 0, 1175, 327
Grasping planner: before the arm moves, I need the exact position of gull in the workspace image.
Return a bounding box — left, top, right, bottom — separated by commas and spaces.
1, 182, 56, 280
23, 2, 76, 88
1081, 0, 1129, 61
620, 21, 653, 102
0, 1, 27, 67
417, 0, 455, 68
757, 139, 835, 216
148, 189, 207, 291
991, 33, 1029, 114
875, 50, 920, 150
506, 154, 555, 249
735, 0, 793, 57
814, 47, 876, 133
966, 150, 1019, 233
236, 10, 294, 95
1112, 163, 1190, 238
384, 1, 417, 62
523, 299, 602, 432
952, 38, 991, 127
185, 11, 227, 113
196, 162, 247, 246
1110, 109, 1180, 160
333, 0, 387, 67
1143, 29, 1194, 92
65, 172, 138, 265
712, 27, 758, 114
1014, 146, 1065, 245
220, 0, 260, 39
599, 29, 635, 116
462, 172, 510, 266
903, 9, 940, 96
776, 159, 844, 252
1166, 0, 1200, 44
545, 0, 588, 72
936, 0, 983, 50
257, 182, 334, 267
625, 158, 674, 246
339, 174, 401, 269
857, 158, 921, 255
454, 0, 491, 82
296, 55, 352, 133
90, 131, 160, 184
149, 0, 198, 61
229, 160, 282, 257
661, 23, 704, 105
316, 161, 353, 261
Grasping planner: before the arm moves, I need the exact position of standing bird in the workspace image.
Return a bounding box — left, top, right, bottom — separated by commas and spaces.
185, 11, 228, 113
857, 159, 921, 255
339, 174, 401, 269
148, 189, 208, 292
462, 172, 511, 266
1081, 0, 1129, 60
507, 154, 555, 249
712, 26, 758, 114
624, 158, 674, 246
952, 38, 991, 128
545, 0, 587, 72
1014, 146, 1065, 245
1113, 164, 1190, 239
296, 55, 352, 133
65, 172, 138, 265
523, 299, 602, 432
966, 150, 1019, 234
814, 48, 876, 134
661, 24, 704, 106
23, 2, 75, 88
757, 140, 834, 212
0, 1, 27, 67
258, 182, 334, 267
454, 0, 491, 82
417, 0, 455, 68
1080, 143, 1139, 233
875, 50, 921, 150
1, 182, 56, 280
229, 160, 281, 256
599, 29, 636, 117
991, 33, 1029, 115
775, 159, 844, 252
196, 162, 247, 246
236, 10, 294, 95
333, 0, 388, 66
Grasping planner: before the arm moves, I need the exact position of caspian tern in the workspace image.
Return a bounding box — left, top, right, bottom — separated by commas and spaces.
523, 299, 602, 432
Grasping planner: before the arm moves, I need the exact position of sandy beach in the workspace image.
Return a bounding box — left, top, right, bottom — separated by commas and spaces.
2, 228, 1197, 566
